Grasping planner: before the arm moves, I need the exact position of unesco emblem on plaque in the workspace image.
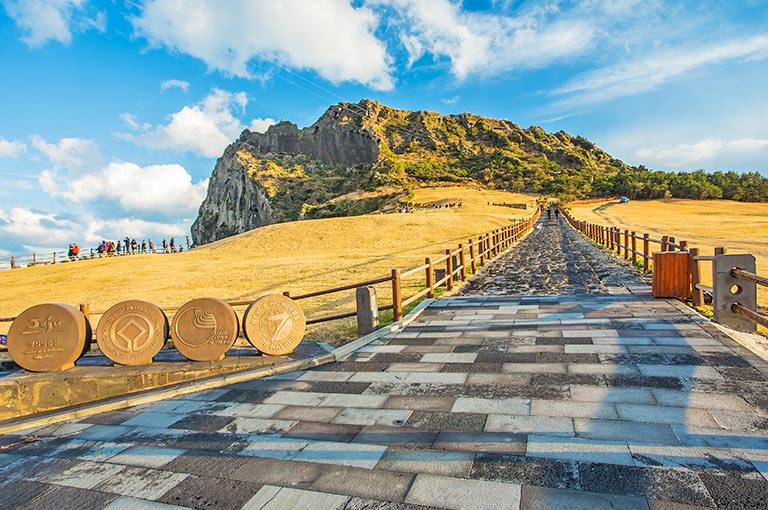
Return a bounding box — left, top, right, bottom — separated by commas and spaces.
7, 303, 91, 372
243, 295, 306, 356
171, 298, 239, 361
96, 300, 168, 366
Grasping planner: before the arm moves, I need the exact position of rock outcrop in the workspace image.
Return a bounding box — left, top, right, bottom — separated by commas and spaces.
191, 144, 272, 245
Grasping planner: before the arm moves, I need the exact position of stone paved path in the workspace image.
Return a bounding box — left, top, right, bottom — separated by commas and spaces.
461, 215, 650, 296
1, 219, 767, 509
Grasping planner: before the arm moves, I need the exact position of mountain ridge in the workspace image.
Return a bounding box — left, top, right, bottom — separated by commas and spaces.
191, 99, 635, 245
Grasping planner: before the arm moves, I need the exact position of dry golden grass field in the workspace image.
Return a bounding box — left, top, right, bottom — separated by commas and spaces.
569, 198, 768, 306
0, 187, 537, 341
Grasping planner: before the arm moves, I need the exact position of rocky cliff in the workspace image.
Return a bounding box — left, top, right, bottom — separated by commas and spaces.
192, 99, 633, 245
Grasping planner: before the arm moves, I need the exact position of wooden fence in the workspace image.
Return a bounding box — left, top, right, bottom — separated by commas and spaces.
0, 209, 541, 350
562, 208, 768, 333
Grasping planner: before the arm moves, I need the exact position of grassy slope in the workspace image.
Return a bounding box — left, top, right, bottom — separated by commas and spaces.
1, 187, 537, 339
569, 199, 768, 305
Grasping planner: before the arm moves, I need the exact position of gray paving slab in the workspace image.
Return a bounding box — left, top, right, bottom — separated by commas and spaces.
520, 485, 650, 510
243, 486, 350, 510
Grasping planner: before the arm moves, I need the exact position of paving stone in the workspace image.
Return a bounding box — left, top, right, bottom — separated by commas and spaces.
470, 453, 579, 490
0, 480, 59, 509
284, 421, 364, 443
579, 463, 714, 506
293, 440, 387, 469
629, 444, 754, 471
405, 412, 486, 432
405, 473, 521, 509
243, 486, 350, 510
170, 414, 236, 433
402, 373, 467, 385
92, 465, 188, 500
650, 389, 754, 411
502, 363, 567, 374
382, 396, 455, 412
615, 404, 720, 428
531, 400, 617, 420
439, 362, 504, 373
574, 419, 679, 445
465, 373, 532, 385
222, 417, 299, 434
229, 457, 325, 489
157, 475, 262, 510
451, 397, 529, 415
107, 445, 187, 469
310, 464, 415, 502
16, 484, 117, 510
694, 471, 768, 509
606, 375, 685, 390
386, 363, 444, 372
43, 459, 126, 489
353, 426, 437, 449
78, 410, 137, 426
311, 382, 373, 394
433, 431, 526, 454
376, 448, 475, 477
569, 386, 655, 404
101, 496, 192, 509
485, 415, 574, 436
531, 373, 605, 386
333, 408, 413, 427
322, 393, 390, 409
420, 353, 477, 364
233, 436, 309, 460
519, 484, 651, 510
526, 435, 634, 466
672, 425, 768, 450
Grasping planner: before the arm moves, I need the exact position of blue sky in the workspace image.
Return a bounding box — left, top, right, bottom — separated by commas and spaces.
1, 0, 767, 255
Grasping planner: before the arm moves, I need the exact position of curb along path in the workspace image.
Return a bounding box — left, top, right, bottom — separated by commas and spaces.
0, 219, 767, 509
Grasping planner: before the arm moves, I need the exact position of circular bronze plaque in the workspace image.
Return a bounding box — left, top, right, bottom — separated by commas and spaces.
171, 298, 239, 361
96, 300, 168, 366
7, 303, 90, 372
243, 295, 306, 355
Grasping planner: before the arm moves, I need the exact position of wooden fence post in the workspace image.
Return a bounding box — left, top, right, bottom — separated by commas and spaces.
79, 303, 90, 323
426, 258, 434, 298
469, 239, 476, 273
715, 247, 727, 255
11, 256, 15, 269
643, 233, 650, 272
391, 269, 402, 321
53, 252, 57, 264
445, 249, 453, 291
631, 232, 637, 266
661, 235, 669, 252
690, 248, 703, 307
459, 244, 467, 281
624, 229, 629, 259
668, 236, 676, 251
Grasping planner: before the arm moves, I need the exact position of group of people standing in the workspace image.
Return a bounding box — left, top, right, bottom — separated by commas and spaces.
93, 236, 192, 257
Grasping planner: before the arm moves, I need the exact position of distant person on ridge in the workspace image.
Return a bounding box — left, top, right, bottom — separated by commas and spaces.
148, 239, 155, 253
131, 239, 138, 254
162, 238, 168, 253
170, 237, 176, 253
116, 241, 122, 255
141, 240, 147, 253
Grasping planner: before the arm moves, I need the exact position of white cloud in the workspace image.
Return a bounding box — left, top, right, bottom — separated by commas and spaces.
0, 137, 26, 158
554, 34, 768, 106
635, 137, 768, 169
0, 207, 80, 248
441, 95, 460, 105
82, 217, 191, 245
2, 0, 105, 47
40, 161, 208, 216
132, 0, 394, 90
372, 0, 595, 80
249, 118, 276, 134
119, 113, 151, 132
161, 79, 190, 92
119, 89, 252, 157
31, 135, 102, 174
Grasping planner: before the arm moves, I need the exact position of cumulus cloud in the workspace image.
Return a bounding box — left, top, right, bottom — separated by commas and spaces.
82, 216, 191, 245
132, 0, 393, 90
119, 88, 253, 157
0, 207, 81, 248
635, 137, 768, 169
372, 0, 595, 79
161, 79, 190, 92
39, 161, 208, 216
554, 34, 768, 106
0, 137, 26, 158
31, 135, 102, 174
2, 0, 106, 47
